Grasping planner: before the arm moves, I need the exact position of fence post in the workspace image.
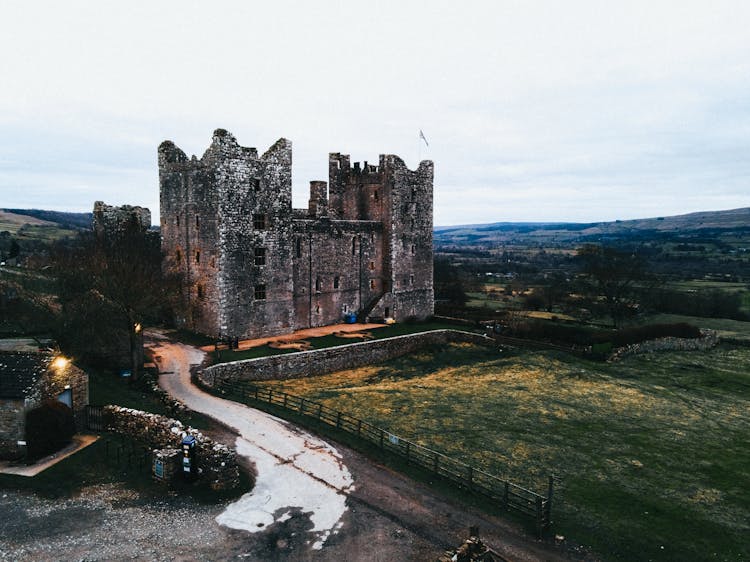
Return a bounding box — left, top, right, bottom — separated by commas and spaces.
535, 496, 543, 538
356, 419, 362, 437
546, 475, 554, 528
283, 393, 288, 408
300, 398, 305, 415
317, 403, 323, 420
254, 386, 259, 400
336, 411, 341, 428
268, 388, 273, 402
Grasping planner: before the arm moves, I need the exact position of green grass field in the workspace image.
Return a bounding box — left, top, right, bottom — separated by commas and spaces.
257, 342, 750, 561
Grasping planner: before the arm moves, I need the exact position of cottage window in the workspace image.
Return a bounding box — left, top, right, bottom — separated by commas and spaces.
333, 276, 340, 289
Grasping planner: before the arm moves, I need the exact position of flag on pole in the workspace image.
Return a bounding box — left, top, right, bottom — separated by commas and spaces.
419, 129, 429, 147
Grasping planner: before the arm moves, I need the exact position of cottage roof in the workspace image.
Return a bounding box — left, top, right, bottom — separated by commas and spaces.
0, 352, 52, 399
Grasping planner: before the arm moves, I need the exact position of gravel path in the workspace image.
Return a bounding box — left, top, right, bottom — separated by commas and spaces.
151, 339, 355, 552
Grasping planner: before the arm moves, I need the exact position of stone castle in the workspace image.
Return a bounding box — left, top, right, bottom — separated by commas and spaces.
159, 129, 434, 340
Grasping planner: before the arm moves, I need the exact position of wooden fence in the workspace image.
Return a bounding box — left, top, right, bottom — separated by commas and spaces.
219, 379, 554, 535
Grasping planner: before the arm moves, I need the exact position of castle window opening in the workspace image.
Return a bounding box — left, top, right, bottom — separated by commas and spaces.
251, 178, 260, 191
410, 274, 414, 285
374, 189, 379, 201
315, 277, 321, 292
343, 304, 348, 313
253, 213, 267, 230
176, 214, 180, 226
369, 261, 375, 271
254, 284, 266, 300
411, 244, 416, 255
295, 237, 302, 258
196, 216, 200, 228
351, 237, 356, 255
333, 276, 340, 289
195, 250, 201, 263
197, 284, 204, 299
176, 249, 181, 262
411, 187, 416, 201
316, 304, 321, 314
369, 279, 376, 290
254, 247, 266, 266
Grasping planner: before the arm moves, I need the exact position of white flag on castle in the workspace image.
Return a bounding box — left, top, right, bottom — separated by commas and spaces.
419, 129, 429, 147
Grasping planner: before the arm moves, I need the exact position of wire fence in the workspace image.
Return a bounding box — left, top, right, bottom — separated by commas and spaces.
218, 380, 554, 535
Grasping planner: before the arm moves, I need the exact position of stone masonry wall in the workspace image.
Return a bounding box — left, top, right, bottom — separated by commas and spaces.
199, 330, 493, 387
160, 129, 434, 339
103, 405, 240, 491
0, 399, 25, 458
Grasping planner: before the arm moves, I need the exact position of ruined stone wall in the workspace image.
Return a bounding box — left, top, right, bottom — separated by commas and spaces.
199, 330, 493, 387
93, 201, 151, 239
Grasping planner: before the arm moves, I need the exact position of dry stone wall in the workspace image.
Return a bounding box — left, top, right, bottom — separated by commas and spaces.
103, 405, 239, 491
199, 330, 492, 387
608, 330, 719, 361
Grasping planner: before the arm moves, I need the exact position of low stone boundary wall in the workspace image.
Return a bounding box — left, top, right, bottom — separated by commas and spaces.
608, 330, 719, 362
103, 405, 239, 490
199, 330, 492, 388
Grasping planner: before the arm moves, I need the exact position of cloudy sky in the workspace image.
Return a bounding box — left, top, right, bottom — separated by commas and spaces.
1, 1, 749, 225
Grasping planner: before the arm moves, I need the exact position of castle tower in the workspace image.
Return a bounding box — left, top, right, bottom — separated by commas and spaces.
159, 129, 295, 339
327, 154, 434, 321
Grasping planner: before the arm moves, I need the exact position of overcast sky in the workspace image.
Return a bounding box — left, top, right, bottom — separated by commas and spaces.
1, 1, 749, 225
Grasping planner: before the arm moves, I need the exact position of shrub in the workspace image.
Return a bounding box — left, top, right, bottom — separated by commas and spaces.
25, 400, 76, 461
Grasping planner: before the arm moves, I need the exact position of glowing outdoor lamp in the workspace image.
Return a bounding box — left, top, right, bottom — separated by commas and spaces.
52, 356, 70, 369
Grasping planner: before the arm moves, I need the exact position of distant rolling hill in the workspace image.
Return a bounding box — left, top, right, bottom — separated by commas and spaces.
0, 209, 91, 243
434, 207, 750, 248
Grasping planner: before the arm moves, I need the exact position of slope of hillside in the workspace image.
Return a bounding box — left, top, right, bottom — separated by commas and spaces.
435, 207, 750, 248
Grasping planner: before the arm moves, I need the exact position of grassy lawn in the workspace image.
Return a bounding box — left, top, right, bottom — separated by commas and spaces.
213, 321, 475, 363
89, 367, 210, 429
256, 342, 750, 561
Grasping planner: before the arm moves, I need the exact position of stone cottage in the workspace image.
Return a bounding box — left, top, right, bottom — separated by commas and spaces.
0, 352, 89, 459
